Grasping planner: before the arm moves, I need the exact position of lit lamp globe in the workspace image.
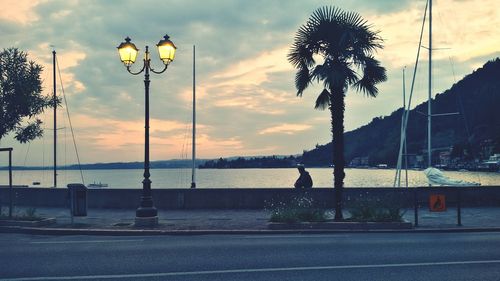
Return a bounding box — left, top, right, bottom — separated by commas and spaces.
117, 37, 139, 67
156, 34, 177, 65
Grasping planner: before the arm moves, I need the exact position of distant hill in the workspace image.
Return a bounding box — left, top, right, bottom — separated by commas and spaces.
302, 58, 500, 167
199, 155, 300, 169
1, 159, 208, 170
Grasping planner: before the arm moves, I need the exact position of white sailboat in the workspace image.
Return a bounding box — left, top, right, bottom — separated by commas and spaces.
394, 0, 479, 187
50, 50, 87, 188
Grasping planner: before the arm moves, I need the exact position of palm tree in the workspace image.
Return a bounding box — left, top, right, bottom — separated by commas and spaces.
288, 6, 387, 220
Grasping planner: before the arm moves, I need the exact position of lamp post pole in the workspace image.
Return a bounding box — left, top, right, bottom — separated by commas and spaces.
117, 35, 176, 227
137, 46, 155, 220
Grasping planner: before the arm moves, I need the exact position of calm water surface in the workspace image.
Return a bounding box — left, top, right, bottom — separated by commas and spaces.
1, 168, 498, 188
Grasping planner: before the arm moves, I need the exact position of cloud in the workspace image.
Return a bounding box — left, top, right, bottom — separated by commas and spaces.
212, 46, 292, 86
69, 115, 186, 148
1, 0, 498, 165
371, 0, 500, 68
0, 0, 43, 24
259, 123, 312, 135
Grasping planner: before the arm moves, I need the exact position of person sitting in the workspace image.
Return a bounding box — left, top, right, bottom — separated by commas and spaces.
294, 164, 313, 188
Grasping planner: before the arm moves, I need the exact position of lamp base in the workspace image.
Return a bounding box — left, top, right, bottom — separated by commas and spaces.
134, 216, 158, 227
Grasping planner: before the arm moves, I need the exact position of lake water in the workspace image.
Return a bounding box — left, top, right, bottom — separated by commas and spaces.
1, 168, 498, 188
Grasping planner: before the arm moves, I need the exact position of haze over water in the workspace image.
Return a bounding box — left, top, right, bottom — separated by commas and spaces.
1, 168, 498, 189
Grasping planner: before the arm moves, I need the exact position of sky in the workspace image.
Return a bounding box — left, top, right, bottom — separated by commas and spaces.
0, 0, 499, 166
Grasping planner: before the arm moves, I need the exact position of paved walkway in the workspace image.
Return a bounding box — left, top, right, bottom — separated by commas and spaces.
2, 206, 500, 234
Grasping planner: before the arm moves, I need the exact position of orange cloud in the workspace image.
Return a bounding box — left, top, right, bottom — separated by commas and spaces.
28, 42, 87, 96
259, 123, 312, 135
370, 0, 500, 67
0, 0, 43, 24
60, 114, 252, 161
211, 46, 293, 87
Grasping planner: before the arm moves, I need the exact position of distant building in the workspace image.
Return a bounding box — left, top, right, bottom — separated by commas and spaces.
349, 156, 369, 167
479, 139, 495, 160
415, 155, 424, 168
490, 154, 500, 161
478, 153, 500, 172
406, 154, 419, 168
439, 151, 451, 166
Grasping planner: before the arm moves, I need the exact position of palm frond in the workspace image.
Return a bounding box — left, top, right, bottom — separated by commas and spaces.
310, 6, 343, 26
288, 26, 316, 68
289, 5, 385, 99
353, 56, 387, 97
342, 10, 368, 31
295, 64, 311, 96
319, 62, 358, 91
311, 64, 327, 83
314, 88, 330, 110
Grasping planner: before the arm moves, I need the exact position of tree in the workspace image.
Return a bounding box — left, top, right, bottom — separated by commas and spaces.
288, 7, 387, 220
0, 48, 56, 143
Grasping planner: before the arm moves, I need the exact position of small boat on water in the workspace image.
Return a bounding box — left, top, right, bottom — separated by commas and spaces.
87, 181, 108, 188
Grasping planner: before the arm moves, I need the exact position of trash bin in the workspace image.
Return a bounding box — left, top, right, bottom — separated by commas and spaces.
67, 183, 87, 216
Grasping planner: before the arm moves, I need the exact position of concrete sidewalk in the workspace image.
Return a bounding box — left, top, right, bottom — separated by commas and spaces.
1, 206, 500, 235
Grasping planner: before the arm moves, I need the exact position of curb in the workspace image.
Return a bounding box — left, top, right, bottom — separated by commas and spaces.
2, 225, 500, 236
0, 218, 56, 227
268, 221, 413, 230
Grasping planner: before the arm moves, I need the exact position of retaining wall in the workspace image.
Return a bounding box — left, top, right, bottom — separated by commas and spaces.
1, 186, 499, 209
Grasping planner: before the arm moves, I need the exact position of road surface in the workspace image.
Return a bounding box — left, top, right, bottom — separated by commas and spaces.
1, 232, 499, 280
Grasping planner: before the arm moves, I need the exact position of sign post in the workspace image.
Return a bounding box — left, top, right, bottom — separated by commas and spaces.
429, 194, 446, 212
0, 148, 13, 218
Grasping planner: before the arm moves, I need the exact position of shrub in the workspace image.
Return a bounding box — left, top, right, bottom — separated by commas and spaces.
266, 194, 327, 223
0, 207, 42, 221
22, 207, 40, 221
347, 194, 406, 222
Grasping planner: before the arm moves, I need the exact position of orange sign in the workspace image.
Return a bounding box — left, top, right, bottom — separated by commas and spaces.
429, 194, 446, 212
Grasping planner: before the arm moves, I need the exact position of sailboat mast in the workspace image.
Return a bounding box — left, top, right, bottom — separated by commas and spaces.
427, 0, 432, 168
403, 67, 409, 188
190, 45, 196, 189
53, 50, 57, 188
394, 67, 406, 188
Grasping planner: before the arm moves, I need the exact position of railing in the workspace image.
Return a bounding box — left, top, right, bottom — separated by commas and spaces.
0, 148, 13, 218
413, 187, 463, 227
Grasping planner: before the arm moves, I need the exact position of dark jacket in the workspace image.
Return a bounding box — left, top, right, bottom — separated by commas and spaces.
294, 171, 313, 188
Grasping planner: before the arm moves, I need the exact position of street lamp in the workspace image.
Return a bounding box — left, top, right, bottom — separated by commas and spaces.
117, 34, 176, 227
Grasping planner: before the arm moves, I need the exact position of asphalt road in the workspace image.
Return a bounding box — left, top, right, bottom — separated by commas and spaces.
0, 232, 499, 281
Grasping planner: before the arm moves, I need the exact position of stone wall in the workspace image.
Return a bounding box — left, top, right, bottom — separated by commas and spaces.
1, 186, 499, 209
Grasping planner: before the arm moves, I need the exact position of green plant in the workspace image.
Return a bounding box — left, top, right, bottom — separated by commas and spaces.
347, 194, 406, 222
0, 207, 42, 221
23, 208, 38, 219
266, 194, 327, 223
0, 48, 59, 143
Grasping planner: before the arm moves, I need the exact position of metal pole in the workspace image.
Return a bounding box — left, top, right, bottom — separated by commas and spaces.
191, 45, 196, 188
427, 0, 432, 169
393, 67, 408, 188
53, 50, 57, 188
403, 68, 409, 188
9, 149, 13, 219
136, 46, 157, 219
414, 188, 419, 227
397, 68, 405, 187
457, 189, 462, 226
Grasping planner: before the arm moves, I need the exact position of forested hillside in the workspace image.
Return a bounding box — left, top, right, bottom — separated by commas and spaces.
302, 58, 500, 167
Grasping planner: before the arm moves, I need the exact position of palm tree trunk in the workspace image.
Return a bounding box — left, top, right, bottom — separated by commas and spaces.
330, 89, 345, 221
